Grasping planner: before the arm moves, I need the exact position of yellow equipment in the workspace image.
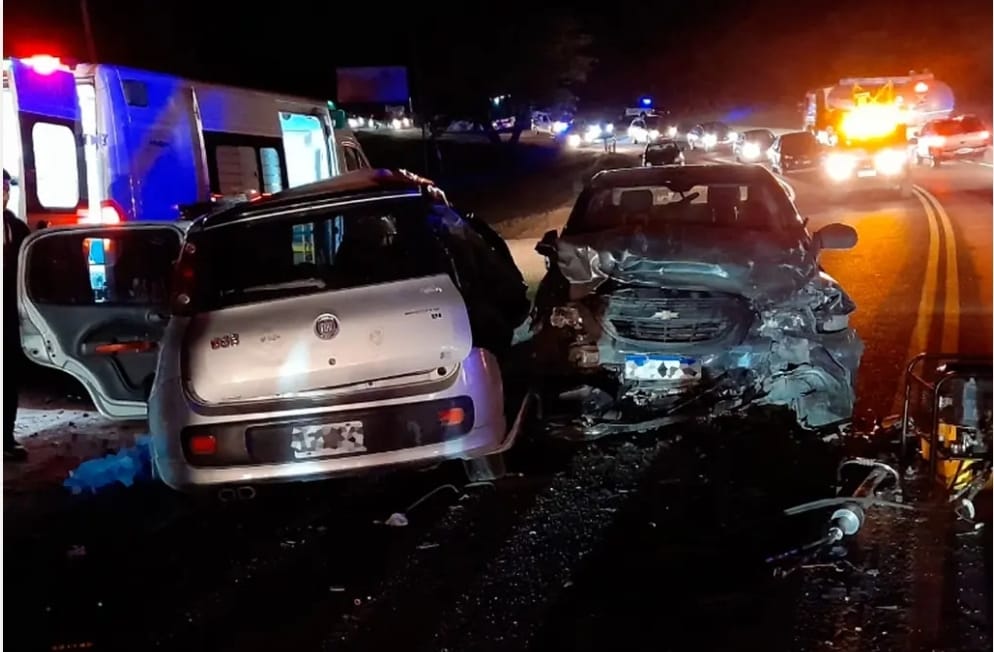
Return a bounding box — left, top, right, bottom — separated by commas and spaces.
900, 353, 992, 497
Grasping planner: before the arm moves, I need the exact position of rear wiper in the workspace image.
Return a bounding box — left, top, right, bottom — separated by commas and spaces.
238, 278, 327, 293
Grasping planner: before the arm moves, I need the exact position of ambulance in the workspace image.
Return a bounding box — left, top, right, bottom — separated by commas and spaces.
2, 55, 370, 230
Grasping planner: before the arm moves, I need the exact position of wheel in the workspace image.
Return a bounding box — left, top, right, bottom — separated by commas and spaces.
463, 453, 507, 482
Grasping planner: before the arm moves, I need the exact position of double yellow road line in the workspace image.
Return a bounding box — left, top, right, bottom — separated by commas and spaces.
910, 184, 960, 355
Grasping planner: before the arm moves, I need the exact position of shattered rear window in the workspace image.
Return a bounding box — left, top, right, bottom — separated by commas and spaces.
565, 181, 794, 234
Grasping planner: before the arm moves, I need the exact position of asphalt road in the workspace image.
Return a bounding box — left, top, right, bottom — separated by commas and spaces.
3, 130, 991, 652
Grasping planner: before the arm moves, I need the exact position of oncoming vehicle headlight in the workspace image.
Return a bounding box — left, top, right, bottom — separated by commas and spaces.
873, 148, 907, 175
585, 125, 601, 142
703, 133, 717, 146
553, 121, 568, 133
348, 118, 359, 128
667, 126, 678, 138
648, 129, 660, 140
549, 306, 582, 328
401, 117, 411, 128
567, 134, 582, 148
742, 142, 760, 160
825, 152, 857, 181
391, 118, 402, 130
728, 131, 739, 142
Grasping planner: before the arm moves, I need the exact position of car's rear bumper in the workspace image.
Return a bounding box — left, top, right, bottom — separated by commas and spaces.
936, 145, 990, 159
150, 348, 507, 491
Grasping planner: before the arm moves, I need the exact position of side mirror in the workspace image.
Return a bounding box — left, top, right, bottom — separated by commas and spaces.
535, 229, 558, 257
814, 223, 857, 250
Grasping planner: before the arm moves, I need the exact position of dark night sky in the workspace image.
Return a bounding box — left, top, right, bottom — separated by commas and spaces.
4, 0, 992, 108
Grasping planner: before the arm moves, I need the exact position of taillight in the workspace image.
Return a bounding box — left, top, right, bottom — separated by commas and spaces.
170, 241, 198, 317
188, 434, 217, 456
77, 199, 124, 224
438, 407, 466, 427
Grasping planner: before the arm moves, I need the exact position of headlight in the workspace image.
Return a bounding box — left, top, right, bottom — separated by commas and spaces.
648, 129, 660, 140
605, 123, 614, 133
585, 125, 601, 141
347, 118, 359, 128
401, 117, 411, 128
728, 131, 739, 142
825, 152, 857, 181
667, 126, 678, 138
703, 133, 717, 146
874, 148, 907, 175
567, 134, 582, 148
742, 142, 760, 160
553, 121, 568, 133
391, 118, 402, 130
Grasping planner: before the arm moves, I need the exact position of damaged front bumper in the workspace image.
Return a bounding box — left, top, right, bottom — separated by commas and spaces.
533, 277, 864, 440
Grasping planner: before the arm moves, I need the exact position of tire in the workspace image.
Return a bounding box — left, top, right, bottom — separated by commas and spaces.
463, 453, 507, 482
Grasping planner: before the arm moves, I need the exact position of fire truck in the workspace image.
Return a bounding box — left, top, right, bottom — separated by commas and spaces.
816, 79, 923, 199
804, 72, 955, 144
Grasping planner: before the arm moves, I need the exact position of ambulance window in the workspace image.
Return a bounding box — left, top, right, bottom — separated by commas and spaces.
215, 145, 260, 195
122, 80, 149, 108
259, 147, 283, 193
32, 122, 80, 209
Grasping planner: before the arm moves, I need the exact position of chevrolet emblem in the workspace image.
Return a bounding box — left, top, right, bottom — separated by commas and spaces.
651, 310, 680, 320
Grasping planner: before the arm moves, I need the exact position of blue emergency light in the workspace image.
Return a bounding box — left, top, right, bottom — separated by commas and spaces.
640, 97, 652, 107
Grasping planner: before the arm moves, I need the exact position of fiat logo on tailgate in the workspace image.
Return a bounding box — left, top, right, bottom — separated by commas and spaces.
314, 314, 341, 340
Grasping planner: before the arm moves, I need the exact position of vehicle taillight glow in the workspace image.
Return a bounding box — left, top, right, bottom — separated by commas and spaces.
979, 131, 990, 140
438, 407, 465, 427
22, 55, 69, 75
77, 200, 124, 224
188, 434, 217, 456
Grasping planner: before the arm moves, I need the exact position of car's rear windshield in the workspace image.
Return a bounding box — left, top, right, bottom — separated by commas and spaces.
564, 180, 795, 235
190, 196, 449, 311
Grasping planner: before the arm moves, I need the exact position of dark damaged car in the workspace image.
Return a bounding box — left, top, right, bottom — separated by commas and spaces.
531, 164, 864, 439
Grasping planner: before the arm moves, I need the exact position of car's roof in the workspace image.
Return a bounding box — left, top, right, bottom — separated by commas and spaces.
589, 164, 777, 190
200, 169, 439, 229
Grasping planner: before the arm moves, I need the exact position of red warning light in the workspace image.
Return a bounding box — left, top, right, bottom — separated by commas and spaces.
22, 55, 69, 75
914, 81, 929, 94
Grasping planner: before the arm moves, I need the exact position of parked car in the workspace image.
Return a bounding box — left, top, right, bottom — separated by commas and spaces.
912, 114, 991, 167
769, 131, 822, 174
18, 170, 532, 491
530, 164, 863, 440
642, 139, 685, 166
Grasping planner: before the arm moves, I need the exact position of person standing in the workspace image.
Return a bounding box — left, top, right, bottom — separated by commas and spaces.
4, 169, 30, 461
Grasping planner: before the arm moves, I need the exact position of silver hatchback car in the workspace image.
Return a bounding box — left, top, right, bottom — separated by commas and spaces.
18, 170, 531, 491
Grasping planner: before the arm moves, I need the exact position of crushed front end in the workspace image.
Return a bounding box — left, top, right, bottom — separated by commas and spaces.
533, 263, 864, 440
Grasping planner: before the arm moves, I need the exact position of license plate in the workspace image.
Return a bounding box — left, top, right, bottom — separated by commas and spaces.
290, 420, 366, 459
624, 354, 701, 381
956, 147, 974, 155
857, 169, 877, 178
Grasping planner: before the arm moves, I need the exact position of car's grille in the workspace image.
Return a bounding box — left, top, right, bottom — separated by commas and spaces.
605, 288, 746, 344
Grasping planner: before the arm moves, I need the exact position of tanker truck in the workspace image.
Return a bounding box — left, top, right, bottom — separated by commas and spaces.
804, 71, 955, 144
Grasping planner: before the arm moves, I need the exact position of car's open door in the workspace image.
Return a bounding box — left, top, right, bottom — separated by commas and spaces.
18, 222, 188, 420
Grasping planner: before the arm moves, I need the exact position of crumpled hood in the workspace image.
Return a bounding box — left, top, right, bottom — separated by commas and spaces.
557, 223, 818, 302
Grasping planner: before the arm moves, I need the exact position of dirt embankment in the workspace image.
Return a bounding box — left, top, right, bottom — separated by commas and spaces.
355, 132, 636, 240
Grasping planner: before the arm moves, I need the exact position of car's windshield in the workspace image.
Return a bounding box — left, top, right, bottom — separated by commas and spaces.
745, 129, 773, 144
191, 197, 450, 311
781, 133, 819, 153
564, 179, 794, 235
